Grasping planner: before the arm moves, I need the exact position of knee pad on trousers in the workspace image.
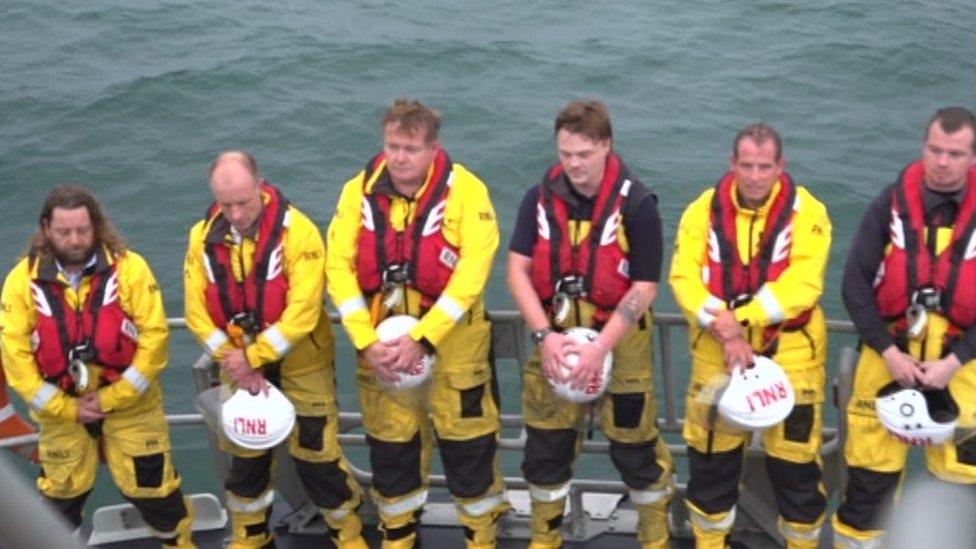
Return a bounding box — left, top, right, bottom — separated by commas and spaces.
686, 444, 744, 514
45, 490, 91, 528
438, 433, 497, 499
226, 452, 273, 499
293, 456, 356, 509
123, 488, 190, 537
835, 466, 900, 532
765, 456, 826, 524
522, 426, 577, 486
609, 438, 666, 489
368, 432, 423, 499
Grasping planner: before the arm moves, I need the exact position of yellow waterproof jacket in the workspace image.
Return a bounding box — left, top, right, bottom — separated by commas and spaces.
1, 248, 168, 421
326, 157, 499, 353
184, 194, 333, 377
670, 180, 832, 369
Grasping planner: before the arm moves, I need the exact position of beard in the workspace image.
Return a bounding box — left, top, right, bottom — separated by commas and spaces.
53, 243, 95, 268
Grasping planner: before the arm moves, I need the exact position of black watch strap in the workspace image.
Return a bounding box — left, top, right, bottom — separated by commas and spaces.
530, 326, 554, 346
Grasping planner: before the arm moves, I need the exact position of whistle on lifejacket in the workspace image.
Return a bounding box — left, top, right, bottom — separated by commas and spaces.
906, 304, 927, 339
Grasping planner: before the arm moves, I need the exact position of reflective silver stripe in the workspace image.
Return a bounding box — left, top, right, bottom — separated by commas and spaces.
833, 530, 883, 549
378, 489, 428, 517
528, 482, 571, 503
689, 505, 735, 532
458, 492, 507, 517
122, 368, 150, 394
261, 325, 290, 355
755, 286, 785, 323
201, 252, 216, 283
434, 295, 465, 321
324, 507, 350, 521
29, 383, 58, 412
338, 296, 367, 319
696, 295, 725, 328
629, 484, 673, 506
226, 489, 275, 513
779, 519, 822, 542
204, 329, 229, 354
0, 403, 16, 423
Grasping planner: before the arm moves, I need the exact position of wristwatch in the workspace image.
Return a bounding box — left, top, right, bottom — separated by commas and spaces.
530, 326, 554, 346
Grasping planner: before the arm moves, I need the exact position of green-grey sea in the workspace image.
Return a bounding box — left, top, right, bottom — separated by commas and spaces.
1, 0, 973, 510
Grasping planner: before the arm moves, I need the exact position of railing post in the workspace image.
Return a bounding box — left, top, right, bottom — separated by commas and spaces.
658, 322, 679, 430
568, 483, 586, 540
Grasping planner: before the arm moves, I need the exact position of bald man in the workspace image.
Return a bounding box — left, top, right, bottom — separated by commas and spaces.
183, 152, 366, 549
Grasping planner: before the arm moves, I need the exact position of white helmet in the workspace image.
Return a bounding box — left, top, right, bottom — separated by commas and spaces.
718, 356, 795, 430
375, 315, 435, 390
547, 327, 612, 403
875, 382, 958, 446
221, 384, 296, 450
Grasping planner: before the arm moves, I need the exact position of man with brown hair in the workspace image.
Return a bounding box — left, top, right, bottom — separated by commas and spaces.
832, 106, 976, 548
184, 151, 366, 549
326, 98, 508, 548
507, 99, 674, 548
670, 123, 832, 548
1, 184, 196, 547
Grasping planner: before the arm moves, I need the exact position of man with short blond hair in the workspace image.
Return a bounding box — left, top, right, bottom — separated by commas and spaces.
326, 99, 508, 549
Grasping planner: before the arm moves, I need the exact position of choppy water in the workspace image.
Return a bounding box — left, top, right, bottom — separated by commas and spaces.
1, 0, 973, 507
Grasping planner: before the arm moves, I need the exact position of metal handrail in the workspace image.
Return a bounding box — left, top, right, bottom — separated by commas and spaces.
3, 310, 860, 546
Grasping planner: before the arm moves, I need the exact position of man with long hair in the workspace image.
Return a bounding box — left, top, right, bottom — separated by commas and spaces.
0, 184, 196, 547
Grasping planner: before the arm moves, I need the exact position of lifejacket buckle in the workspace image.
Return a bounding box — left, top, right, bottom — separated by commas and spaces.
729, 293, 753, 309
555, 275, 586, 299
68, 340, 95, 363
229, 311, 260, 337
911, 287, 942, 312
382, 263, 410, 288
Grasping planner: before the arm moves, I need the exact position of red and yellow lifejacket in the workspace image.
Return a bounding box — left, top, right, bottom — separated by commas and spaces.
530, 153, 634, 324
29, 250, 137, 392
202, 182, 290, 331
354, 149, 458, 309
874, 160, 976, 331
705, 172, 812, 342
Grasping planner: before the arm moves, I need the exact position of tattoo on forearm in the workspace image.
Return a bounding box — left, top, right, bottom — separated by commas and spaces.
615, 288, 648, 323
